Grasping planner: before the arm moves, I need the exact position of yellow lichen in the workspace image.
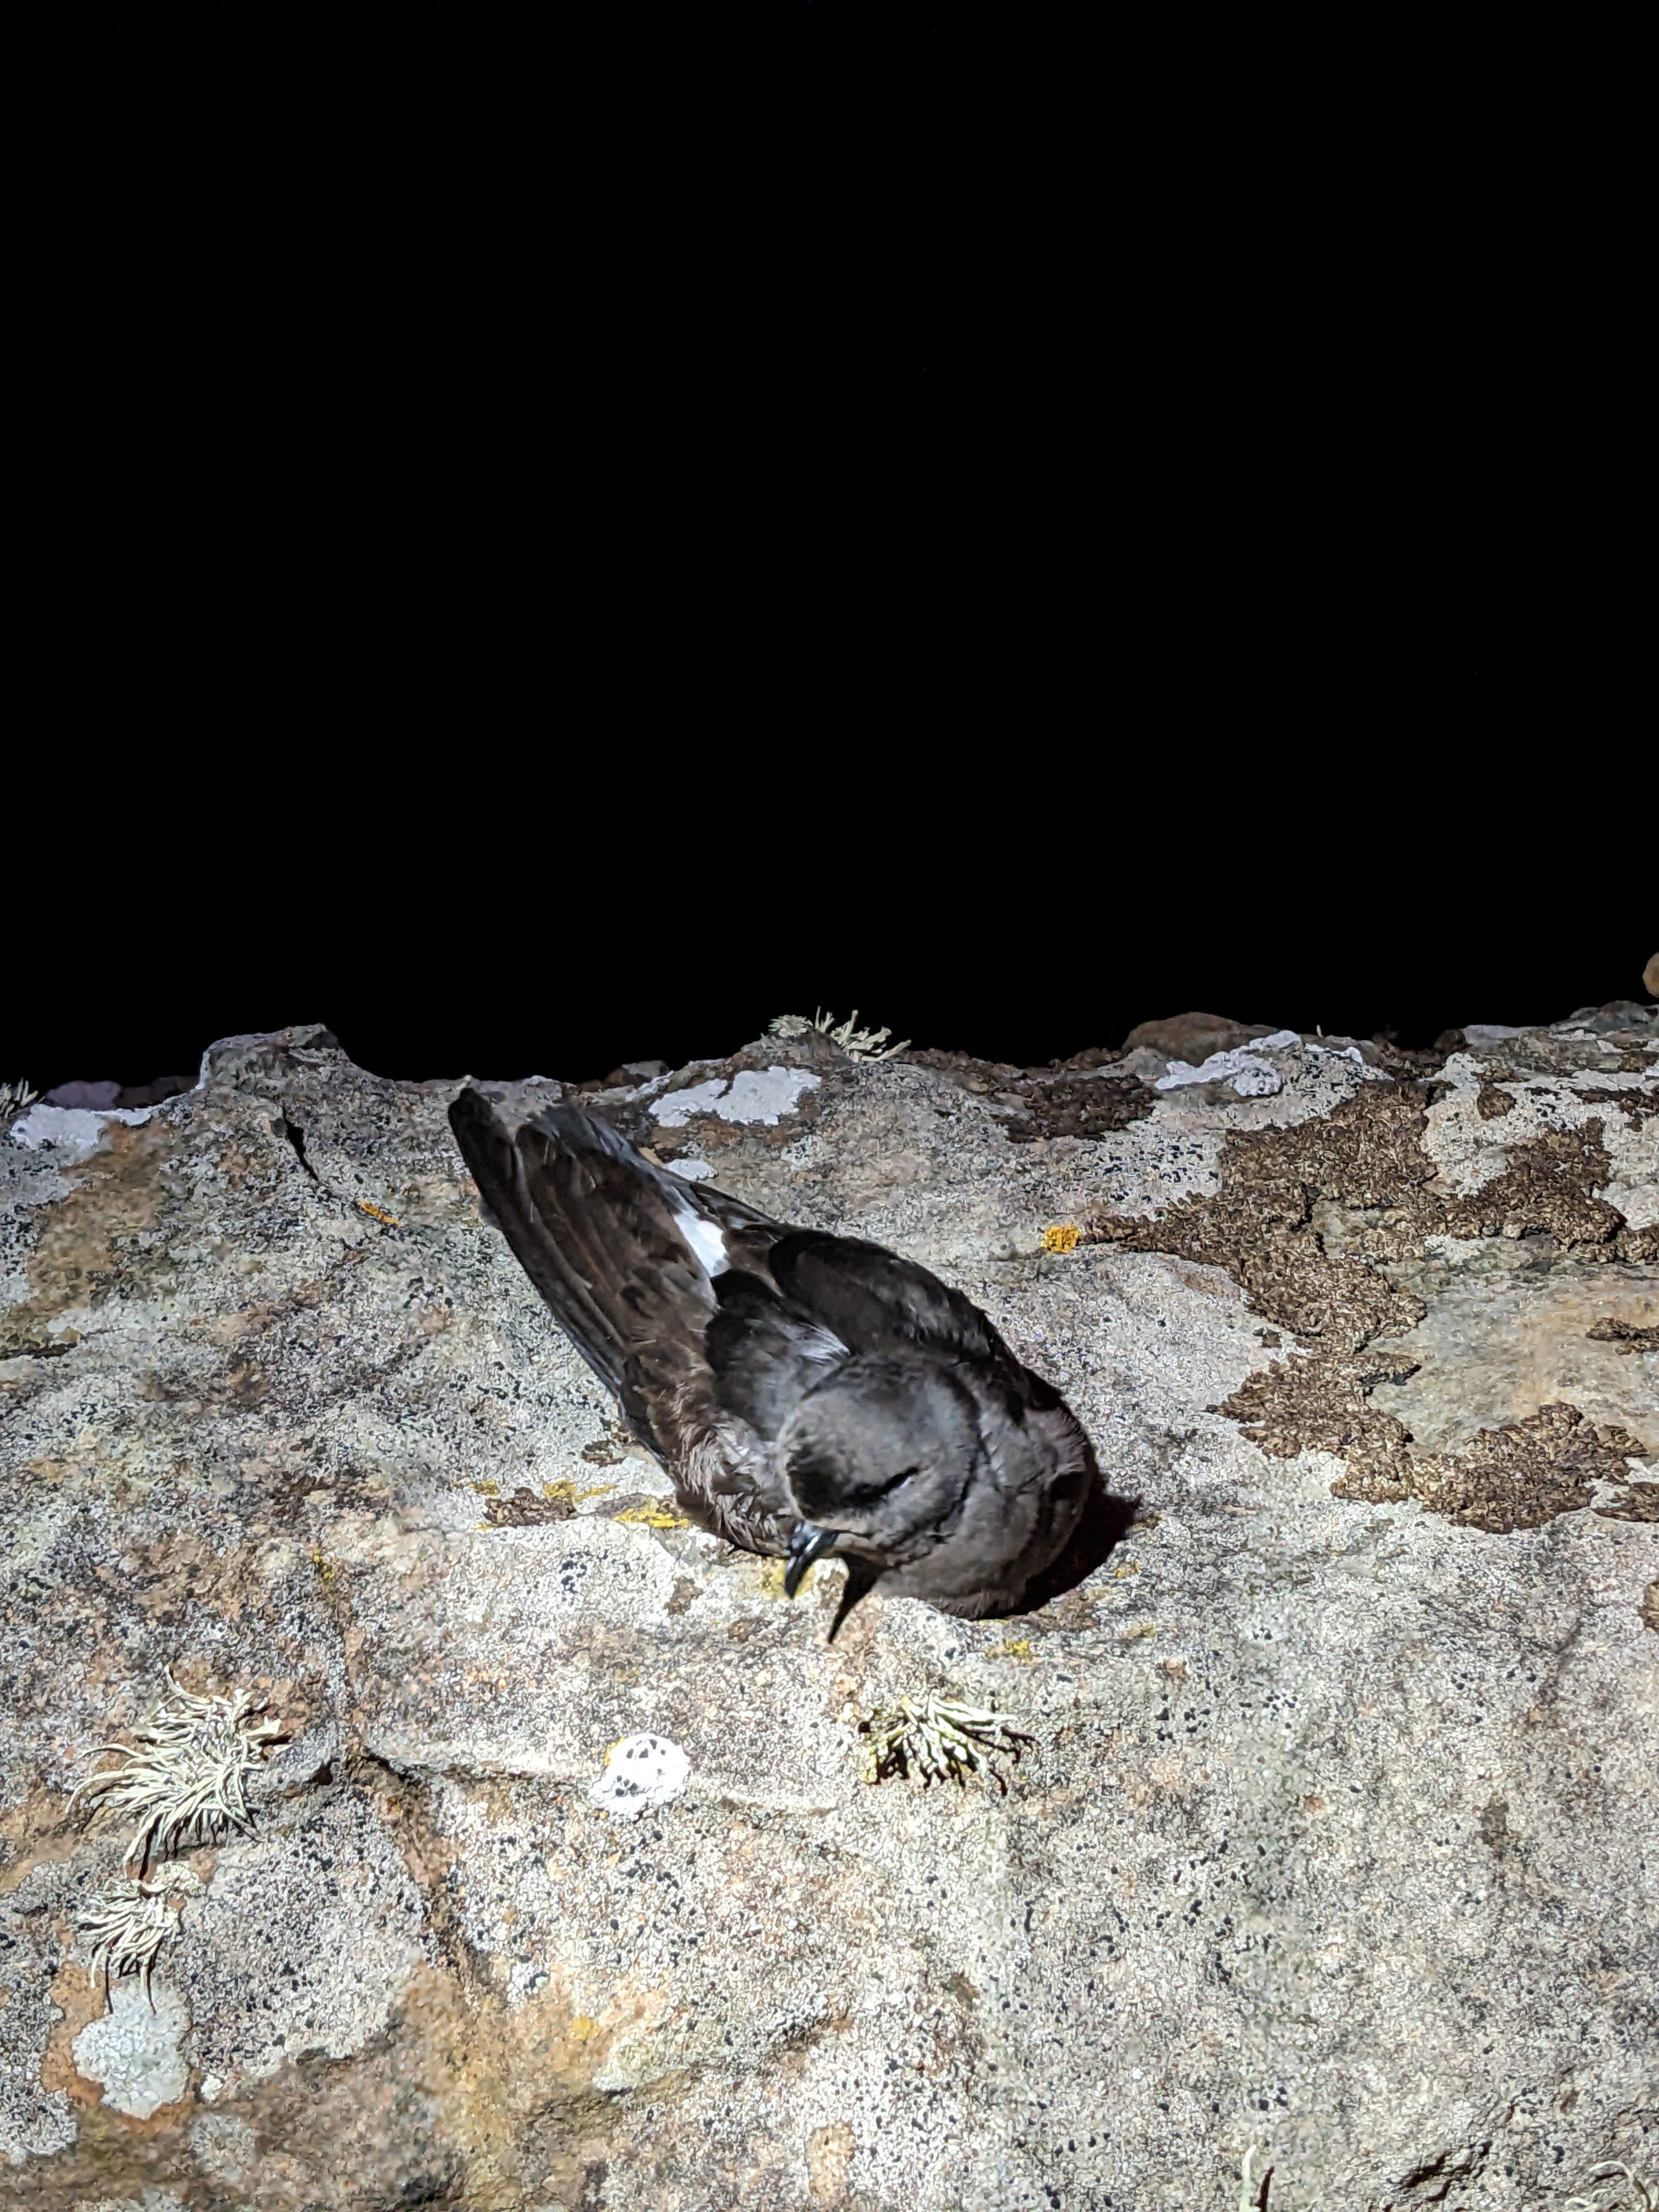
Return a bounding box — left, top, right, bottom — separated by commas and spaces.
356, 1200, 402, 1228
311, 1550, 340, 1588
1041, 1223, 1081, 1254
469, 1480, 500, 1497
542, 1480, 613, 1508
614, 1504, 690, 1529
986, 1638, 1036, 1662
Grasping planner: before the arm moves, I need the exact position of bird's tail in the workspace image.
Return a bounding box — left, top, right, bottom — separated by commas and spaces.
448, 1091, 724, 1453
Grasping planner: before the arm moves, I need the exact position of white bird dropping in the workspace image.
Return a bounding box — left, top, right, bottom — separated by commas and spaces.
588, 1734, 690, 1819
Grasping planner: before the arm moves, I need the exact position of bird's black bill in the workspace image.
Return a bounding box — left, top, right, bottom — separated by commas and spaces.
783, 1522, 838, 1598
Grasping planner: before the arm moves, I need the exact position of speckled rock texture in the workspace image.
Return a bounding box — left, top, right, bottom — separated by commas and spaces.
2, 1011, 1656, 2212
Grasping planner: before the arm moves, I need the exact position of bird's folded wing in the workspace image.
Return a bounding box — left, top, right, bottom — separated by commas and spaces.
676, 1180, 791, 1279
704, 1269, 849, 1438
450, 1093, 798, 1549
450, 1092, 714, 1454
765, 1231, 1059, 1408
670, 1391, 798, 1556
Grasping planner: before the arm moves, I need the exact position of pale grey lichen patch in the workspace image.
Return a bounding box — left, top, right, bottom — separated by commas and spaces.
1154, 1031, 1389, 1101
7, 1101, 155, 1163
653, 1066, 822, 1127
1305, 1040, 1392, 1081
72, 1978, 191, 2120
184, 1791, 430, 2090
665, 1153, 714, 1180
1156, 1031, 1303, 1094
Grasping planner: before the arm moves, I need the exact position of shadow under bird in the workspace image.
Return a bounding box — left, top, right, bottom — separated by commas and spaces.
448, 1093, 1101, 1634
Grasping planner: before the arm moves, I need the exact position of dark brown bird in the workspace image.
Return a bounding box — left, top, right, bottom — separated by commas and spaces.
449, 1092, 1097, 1630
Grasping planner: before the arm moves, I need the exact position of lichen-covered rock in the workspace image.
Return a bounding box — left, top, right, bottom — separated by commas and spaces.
1, 1014, 1656, 2210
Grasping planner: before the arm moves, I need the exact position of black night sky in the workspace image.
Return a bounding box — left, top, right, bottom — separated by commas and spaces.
9, 5, 1645, 1099
13, 672, 1652, 1098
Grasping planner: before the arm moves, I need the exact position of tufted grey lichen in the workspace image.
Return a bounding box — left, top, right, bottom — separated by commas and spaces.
75, 1864, 202, 2011
69, 1672, 281, 1872
769, 1007, 911, 1058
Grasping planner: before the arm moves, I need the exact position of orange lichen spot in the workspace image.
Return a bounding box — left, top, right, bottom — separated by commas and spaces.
1041, 1223, 1081, 1254
357, 1200, 401, 1227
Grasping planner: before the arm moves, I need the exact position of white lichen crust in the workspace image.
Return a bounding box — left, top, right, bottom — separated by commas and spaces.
858, 1692, 1032, 1792
587, 1733, 692, 1819
69, 1671, 281, 1872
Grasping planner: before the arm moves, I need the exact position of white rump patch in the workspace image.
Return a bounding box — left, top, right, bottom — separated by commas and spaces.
670, 1200, 729, 1278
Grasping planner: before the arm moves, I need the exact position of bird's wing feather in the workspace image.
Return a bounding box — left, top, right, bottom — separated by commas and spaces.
448, 1090, 641, 1413
450, 1093, 714, 1454
672, 1386, 798, 1556
675, 1181, 791, 1279
449, 1092, 800, 1550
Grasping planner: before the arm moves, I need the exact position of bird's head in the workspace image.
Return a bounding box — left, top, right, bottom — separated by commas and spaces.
776, 1355, 983, 1596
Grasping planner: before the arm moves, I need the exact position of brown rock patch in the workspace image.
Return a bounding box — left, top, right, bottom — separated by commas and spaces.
808, 2118, 857, 2205
906, 1049, 1156, 1144
1005, 1074, 1157, 1144
1082, 1086, 1656, 1533
1120, 1012, 1277, 1064
1587, 1316, 1659, 1351
1408, 1402, 1649, 1533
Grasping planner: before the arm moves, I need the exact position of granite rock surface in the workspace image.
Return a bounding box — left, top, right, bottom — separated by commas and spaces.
2, 1010, 1656, 2210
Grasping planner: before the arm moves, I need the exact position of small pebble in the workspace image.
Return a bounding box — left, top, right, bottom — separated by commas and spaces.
587, 1734, 691, 1819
